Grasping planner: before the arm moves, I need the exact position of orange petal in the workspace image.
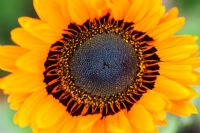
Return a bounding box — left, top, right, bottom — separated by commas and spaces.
0, 45, 26, 72
149, 17, 185, 41
159, 62, 197, 84
124, 0, 148, 22
36, 97, 66, 129
135, 6, 165, 32
84, 0, 108, 19
11, 28, 51, 50
106, 110, 132, 133
107, 0, 129, 20
175, 57, 200, 68
1, 71, 45, 94
33, 0, 68, 29
147, 128, 159, 133
59, 0, 70, 23
134, 1, 165, 32
36, 115, 66, 133
8, 93, 30, 110
159, 7, 179, 24
150, 111, 167, 126
157, 44, 198, 61
91, 119, 105, 133
130, 125, 143, 133
168, 101, 198, 116
128, 103, 154, 132
14, 90, 47, 127
74, 114, 101, 133
154, 35, 198, 50
66, 0, 90, 25
139, 90, 167, 112
195, 72, 200, 84
155, 76, 192, 100
60, 116, 79, 133
18, 17, 62, 44
16, 49, 48, 73
125, 0, 162, 23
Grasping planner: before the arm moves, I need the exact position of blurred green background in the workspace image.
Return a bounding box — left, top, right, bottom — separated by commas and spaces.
0, 0, 200, 133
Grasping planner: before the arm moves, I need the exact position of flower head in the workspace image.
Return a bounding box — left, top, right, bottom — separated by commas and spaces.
0, 0, 199, 133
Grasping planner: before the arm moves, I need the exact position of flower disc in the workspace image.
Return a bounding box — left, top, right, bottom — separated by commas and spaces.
0, 0, 199, 132
70, 33, 138, 97
44, 14, 160, 117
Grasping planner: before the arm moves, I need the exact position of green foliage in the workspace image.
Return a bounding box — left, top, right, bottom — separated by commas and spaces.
0, 0, 36, 44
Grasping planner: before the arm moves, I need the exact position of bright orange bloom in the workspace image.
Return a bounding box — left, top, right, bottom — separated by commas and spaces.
0, 0, 199, 133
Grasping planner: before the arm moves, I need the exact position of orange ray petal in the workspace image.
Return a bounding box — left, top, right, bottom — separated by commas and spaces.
33, 0, 68, 29
128, 103, 155, 132
0, 45, 26, 72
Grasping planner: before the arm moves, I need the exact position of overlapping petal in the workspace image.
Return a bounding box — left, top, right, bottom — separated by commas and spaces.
0, 0, 199, 133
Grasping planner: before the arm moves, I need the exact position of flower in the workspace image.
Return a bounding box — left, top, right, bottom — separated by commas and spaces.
0, 0, 200, 132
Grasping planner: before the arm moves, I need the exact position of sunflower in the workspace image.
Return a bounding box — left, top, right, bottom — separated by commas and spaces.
0, 0, 200, 132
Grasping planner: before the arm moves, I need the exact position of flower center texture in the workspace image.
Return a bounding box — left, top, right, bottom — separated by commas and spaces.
44, 13, 160, 117
70, 33, 138, 97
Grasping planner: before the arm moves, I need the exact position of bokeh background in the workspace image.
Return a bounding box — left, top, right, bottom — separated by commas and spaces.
0, 0, 200, 133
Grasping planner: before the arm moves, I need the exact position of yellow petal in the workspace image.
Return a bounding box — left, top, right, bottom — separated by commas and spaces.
157, 44, 198, 61
196, 72, 200, 84
116, 111, 132, 133
134, 2, 165, 32
154, 35, 198, 50
150, 111, 167, 126
155, 76, 191, 100
130, 126, 143, 133
30, 124, 39, 133
16, 49, 48, 73
60, 116, 79, 133
14, 90, 47, 127
175, 57, 200, 68
66, 0, 89, 25
33, 117, 68, 133
33, 0, 68, 29
1, 71, 45, 93
59, 0, 70, 23
11, 28, 51, 50
18, 17, 62, 44
135, 7, 165, 32
168, 101, 198, 116
107, 0, 129, 20
149, 17, 185, 41
84, 0, 108, 19
159, 62, 197, 83
125, 0, 151, 23
147, 128, 159, 133
128, 103, 154, 132
36, 97, 66, 128
91, 119, 105, 133
159, 7, 179, 24
0, 45, 26, 72
36, 115, 66, 133
74, 114, 101, 133
8, 93, 30, 110
139, 90, 167, 112
106, 110, 132, 133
